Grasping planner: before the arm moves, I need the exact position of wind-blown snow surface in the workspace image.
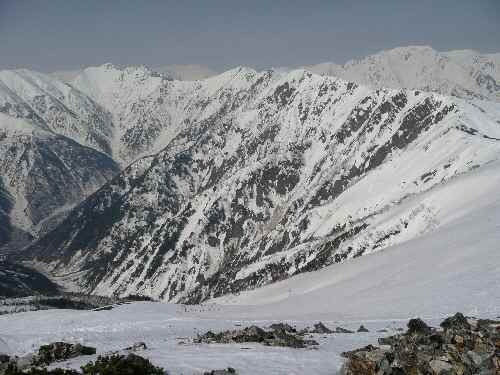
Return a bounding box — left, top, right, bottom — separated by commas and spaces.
27, 65, 500, 303
306, 46, 500, 102
1, 196, 499, 373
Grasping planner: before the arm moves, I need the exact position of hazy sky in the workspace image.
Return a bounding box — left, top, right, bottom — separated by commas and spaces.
1, 0, 499, 72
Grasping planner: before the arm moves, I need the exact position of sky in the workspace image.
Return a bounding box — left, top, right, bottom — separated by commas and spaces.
0, 0, 499, 72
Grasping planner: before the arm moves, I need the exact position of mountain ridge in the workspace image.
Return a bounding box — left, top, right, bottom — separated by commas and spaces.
25, 67, 500, 302
305, 45, 500, 102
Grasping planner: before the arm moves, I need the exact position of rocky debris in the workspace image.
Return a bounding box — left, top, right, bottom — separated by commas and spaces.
0, 355, 11, 375
268, 323, 296, 333
342, 313, 500, 375
440, 312, 470, 332
3, 366, 80, 374
203, 368, 237, 375
407, 318, 432, 335
335, 327, 355, 334
31, 342, 96, 366
80, 354, 164, 375
311, 322, 333, 334
194, 324, 318, 348
357, 325, 369, 333
1, 352, 165, 375
125, 342, 147, 351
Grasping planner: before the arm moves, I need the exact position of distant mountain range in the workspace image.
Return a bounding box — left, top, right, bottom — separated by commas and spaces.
51, 46, 500, 102
305, 46, 500, 102
52, 64, 218, 83
1, 46, 499, 302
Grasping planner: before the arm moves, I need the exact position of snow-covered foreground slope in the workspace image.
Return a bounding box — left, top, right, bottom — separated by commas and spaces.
306, 46, 500, 102
0, 302, 382, 375
1, 194, 500, 373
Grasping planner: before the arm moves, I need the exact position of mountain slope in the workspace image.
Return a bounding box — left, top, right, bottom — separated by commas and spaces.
0, 69, 121, 252
306, 46, 500, 102
0, 177, 14, 247
211, 160, 500, 320
0, 69, 114, 155
26, 68, 500, 302
0, 114, 120, 253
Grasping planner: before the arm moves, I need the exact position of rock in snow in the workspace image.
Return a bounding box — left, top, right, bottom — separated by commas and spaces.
341, 313, 500, 375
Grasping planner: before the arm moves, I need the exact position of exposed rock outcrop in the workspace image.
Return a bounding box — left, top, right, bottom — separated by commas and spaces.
195, 324, 318, 348
342, 313, 500, 375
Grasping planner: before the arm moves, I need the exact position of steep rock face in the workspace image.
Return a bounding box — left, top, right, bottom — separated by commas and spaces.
306, 46, 500, 102
27, 68, 500, 302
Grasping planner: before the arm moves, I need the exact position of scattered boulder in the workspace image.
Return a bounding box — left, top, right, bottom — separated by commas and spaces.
311, 322, 333, 334
335, 327, 354, 334
268, 323, 296, 333
194, 324, 318, 348
2, 352, 164, 375
203, 367, 237, 375
80, 353, 164, 374
125, 342, 147, 351
357, 325, 369, 333
429, 359, 453, 373
342, 313, 500, 375
440, 312, 471, 332
3, 365, 80, 374
32, 342, 96, 366
407, 318, 432, 335
341, 345, 386, 375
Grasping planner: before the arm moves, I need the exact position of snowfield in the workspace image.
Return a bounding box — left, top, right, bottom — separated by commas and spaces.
1, 179, 499, 373
0, 301, 394, 375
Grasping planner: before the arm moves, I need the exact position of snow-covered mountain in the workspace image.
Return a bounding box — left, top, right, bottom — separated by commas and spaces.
52, 64, 217, 83
155, 64, 218, 81
26, 67, 500, 303
306, 46, 500, 102
0, 70, 120, 252
0, 69, 115, 154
